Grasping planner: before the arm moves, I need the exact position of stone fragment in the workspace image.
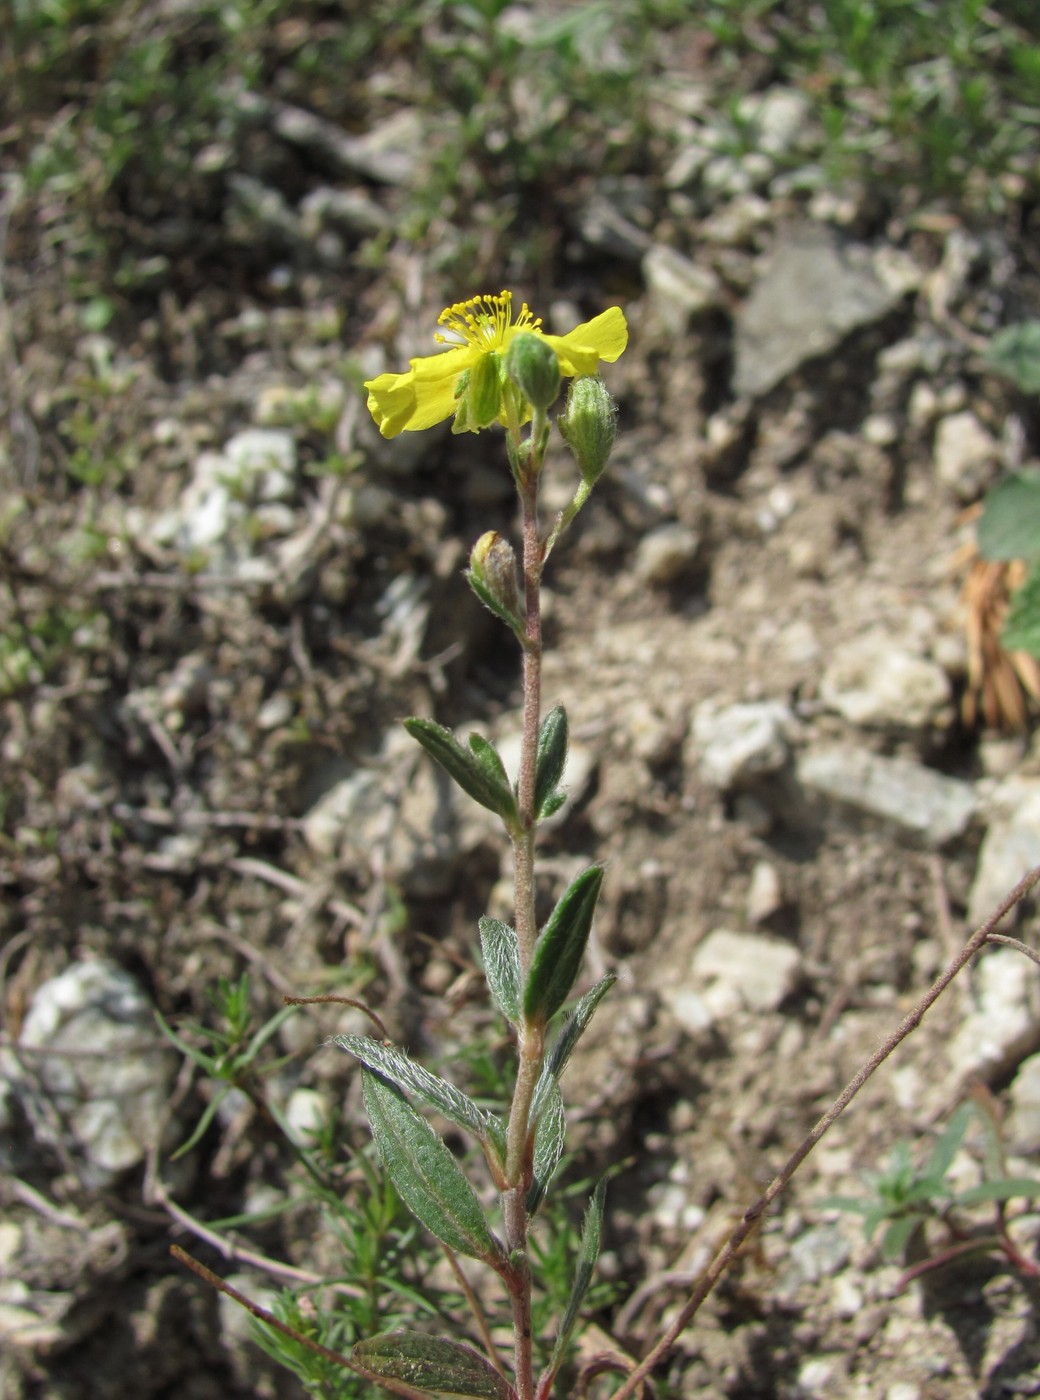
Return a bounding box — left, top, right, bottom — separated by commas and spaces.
736, 87, 815, 157
947, 949, 1037, 1082
691, 927, 803, 1014
690, 700, 794, 791
643, 245, 723, 335
968, 778, 1040, 929
819, 630, 952, 731
633, 524, 701, 585
934, 411, 1000, 500
734, 226, 906, 398
1007, 1053, 1040, 1154
795, 746, 976, 847
747, 860, 783, 924
8, 961, 176, 1188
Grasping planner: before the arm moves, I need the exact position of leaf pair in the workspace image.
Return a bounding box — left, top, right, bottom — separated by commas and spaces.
404, 704, 571, 828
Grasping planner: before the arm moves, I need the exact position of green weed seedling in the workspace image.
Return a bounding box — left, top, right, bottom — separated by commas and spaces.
825, 1099, 1040, 1288
976, 466, 1040, 662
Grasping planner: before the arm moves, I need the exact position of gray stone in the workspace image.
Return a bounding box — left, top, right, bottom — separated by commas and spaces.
690, 700, 794, 791
690, 927, 803, 1014
934, 410, 1000, 500
8, 961, 176, 1187
736, 87, 815, 158
820, 630, 952, 731
643, 245, 723, 335
968, 778, 1040, 929
795, 746, 976, 847
734, 226, 907, 398
633, 524, 701, 585
947, 949, 1037, 1082
223, 428, 297, 502
1008, 1053, 1040, 1154
747, 860, 784, 924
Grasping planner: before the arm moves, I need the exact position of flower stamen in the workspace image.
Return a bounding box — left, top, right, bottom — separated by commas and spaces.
435, 291, 542, 352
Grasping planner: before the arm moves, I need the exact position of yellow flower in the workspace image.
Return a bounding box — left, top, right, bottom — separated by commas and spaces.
364, 291, 628, 438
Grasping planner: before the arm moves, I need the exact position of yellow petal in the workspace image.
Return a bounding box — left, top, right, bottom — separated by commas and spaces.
544, 306, 628, 377
365, 346, 474, 438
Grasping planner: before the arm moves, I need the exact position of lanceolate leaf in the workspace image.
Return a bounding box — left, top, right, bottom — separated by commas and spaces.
362, 1071, 500, 1262
353, 1332, 516, 1400
404, 717, 518, 824
1003, 565, 1040, 659
523, 867, 604, 1026
531, 972, 616, 1123
337, 1037, 506, 1160
479, 917, 521, 1024
526, 1079, 565, 1216
468, 733, 512, 794
534, 705, 568, 819
548, 1179, 607, 1375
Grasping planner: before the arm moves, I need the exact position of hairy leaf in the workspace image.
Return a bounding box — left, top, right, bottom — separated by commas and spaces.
362, 1071, 499, 1261
478, 917, 521, 1024
353, 1332, 515, 1399
977, 469, 1040, 562
523, 866, 603, 1025
549, 1179, 607, 1374
337, 1036, 505, 1159
404, 717, 518, 823
531, 973, 616, 1122
534, 705, 568, 819
526, 1079, 565, 1215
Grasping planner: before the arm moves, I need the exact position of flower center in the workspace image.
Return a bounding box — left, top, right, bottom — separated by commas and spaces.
434, 291, 542, 353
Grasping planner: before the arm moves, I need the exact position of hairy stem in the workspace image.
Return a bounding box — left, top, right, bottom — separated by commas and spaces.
504, 411, 549, 1400
610, 862, 1040, 1400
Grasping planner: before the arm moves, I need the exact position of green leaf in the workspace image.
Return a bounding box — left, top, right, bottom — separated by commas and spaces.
354, 1332, 515, 1399
922, 1102, 973, 1182
985, 320, 1040, 395
977, 470, 1040, 563
362, 1071, 500, 1262
534, 705, 568, 819
956, 1177, 1040, 1206
337, 1037, 505, 1161
478, 917, 521, 1024
879, 1213, 926, 1260
526, 1080, 565, 1215
404, 717, 519, 824
531, 972, 616, 1122
548, 1179, 607, 1375
468, 733, 512, 796
523, 867, 604, 1025
1003, 566, 1040, 659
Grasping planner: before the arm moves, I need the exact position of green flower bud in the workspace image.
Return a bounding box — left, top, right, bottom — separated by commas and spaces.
505, 333, 562, 411
467, 530, 523, 626
557, 375, 617, 486
453, 353, 503, 434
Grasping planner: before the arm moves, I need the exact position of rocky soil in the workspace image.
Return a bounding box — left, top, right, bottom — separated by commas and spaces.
4, 13, 1040, 1400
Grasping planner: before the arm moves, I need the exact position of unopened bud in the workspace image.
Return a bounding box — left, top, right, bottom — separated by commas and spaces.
557, 375, 617, 486
505, 333, 562, 411
468, 531, 522, 625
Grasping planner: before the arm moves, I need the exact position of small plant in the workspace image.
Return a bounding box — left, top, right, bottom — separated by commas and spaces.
170, 290, 1040, 1398
825, 1097, 1040, 1287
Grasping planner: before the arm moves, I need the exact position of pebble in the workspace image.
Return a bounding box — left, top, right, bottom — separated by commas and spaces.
8, 961, 176, 1187
747, 859, 784, 924
633, 523, 701, 585
947, 948, 1037, 1082
968, 778, 1040, 928
643, 245, 723, 335
795, 746, 976, 847
934, 410, 1000, 500
690, 927, 804, 1014
819, 630, 952, 731
1008, 1052, 1040, 1153
689, 699, 794, 791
